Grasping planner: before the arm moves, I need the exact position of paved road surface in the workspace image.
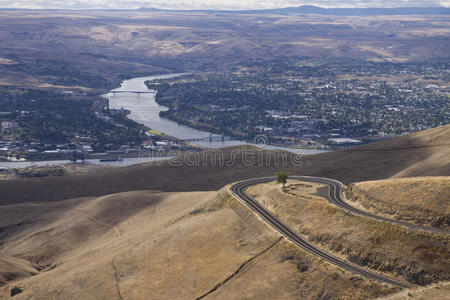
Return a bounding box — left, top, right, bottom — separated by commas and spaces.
292, 176, 449, 235
230, 177, 415, 288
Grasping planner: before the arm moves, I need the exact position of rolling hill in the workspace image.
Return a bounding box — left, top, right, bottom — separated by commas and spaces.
346, 177, 450, 229
0, 187, 397, 299
0, 125, 448, 205
0, 125, 449, 299
149, 5, 450, 16
1, 9, 449, 85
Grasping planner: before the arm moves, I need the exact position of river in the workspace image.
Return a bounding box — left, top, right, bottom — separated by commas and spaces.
0, 74, 327, 169
106, 74, 328, 155
107, 73, 211, 140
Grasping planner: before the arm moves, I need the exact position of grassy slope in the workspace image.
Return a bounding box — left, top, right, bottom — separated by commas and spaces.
247, 180, 450, 286
0, 189, 396, 299
2, 11, 449, 69
0, 125, 448, 298
346, 177, 450, 229
377, 282, 450, 300
0, 124, 448, 205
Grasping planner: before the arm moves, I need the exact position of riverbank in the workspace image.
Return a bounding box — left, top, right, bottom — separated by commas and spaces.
0, 74, 328, 169
110, 74, 329, 155
0, 156, 169, 169
106, 73, 212, 140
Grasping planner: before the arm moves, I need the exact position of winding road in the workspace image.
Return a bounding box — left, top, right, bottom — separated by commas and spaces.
230, 176, 416, 289
296, 176, 449, 235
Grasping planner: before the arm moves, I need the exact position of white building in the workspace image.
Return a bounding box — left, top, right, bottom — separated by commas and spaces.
1, 121, 17, 130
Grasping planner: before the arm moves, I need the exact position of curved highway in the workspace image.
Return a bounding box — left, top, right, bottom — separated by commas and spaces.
291, 176, 449, 235
230, 177, 414, 289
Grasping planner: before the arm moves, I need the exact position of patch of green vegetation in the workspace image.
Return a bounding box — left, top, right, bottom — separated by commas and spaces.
14, 166, 68, 178
146, 58, 449, 140
0, 87, 147, 151
147, 129, 162, 136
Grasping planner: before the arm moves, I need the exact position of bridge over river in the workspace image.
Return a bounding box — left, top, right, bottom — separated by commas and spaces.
181, 134, 231, 142
110, 90, 156, 95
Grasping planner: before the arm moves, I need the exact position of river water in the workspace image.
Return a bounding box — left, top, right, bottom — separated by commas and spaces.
106, 74, 328, 154
107, 73, 210, 140
0, 74, 327, 169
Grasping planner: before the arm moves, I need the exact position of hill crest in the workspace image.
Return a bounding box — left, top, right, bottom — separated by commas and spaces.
0, 125, 448, 204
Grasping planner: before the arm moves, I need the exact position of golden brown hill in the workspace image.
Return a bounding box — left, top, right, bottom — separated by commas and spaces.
0, 257, 37, 287
0, 125, 448, 205
247, 180, 449, 286
377, 282, 450, 300
346, 177, 450, 230
0, 189, 396, 299
2, 11, 450, 76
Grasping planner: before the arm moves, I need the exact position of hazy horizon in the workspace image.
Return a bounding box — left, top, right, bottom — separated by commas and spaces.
0, 0, 448, 10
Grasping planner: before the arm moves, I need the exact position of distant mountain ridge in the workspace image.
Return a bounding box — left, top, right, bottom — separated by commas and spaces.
1, 6, 448, 15
274, 5, 450, 15
137, 5, 450, 15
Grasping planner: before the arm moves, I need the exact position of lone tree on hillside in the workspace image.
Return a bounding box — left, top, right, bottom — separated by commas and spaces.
276, 171, 289, 188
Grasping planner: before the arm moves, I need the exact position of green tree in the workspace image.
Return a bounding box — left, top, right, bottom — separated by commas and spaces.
275, 171, 289, 188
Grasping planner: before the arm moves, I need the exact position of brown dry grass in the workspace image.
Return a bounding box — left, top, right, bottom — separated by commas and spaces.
0, 124, 448, 298
247, 180, 450, 285
377, 282, 450, 300
0, 256, 37, 287
346, 177, 450, 229
0, 188, 397, 299
0, 164, 111, 181
0, 125, 448, 206
1, 11, 449, 72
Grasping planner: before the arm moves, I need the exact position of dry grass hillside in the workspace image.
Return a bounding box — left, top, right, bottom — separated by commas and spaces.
0, 125, 449, 205
0, 126, 448, 298
0, 188, 397, 299
246, 180, 450, 286
0, 164, 110, 181
1, 11, 449, 73
345, 177, 450, 230
377, 282, 450, 300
